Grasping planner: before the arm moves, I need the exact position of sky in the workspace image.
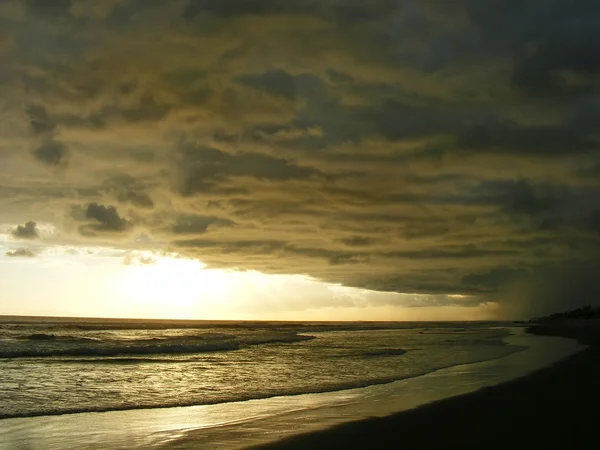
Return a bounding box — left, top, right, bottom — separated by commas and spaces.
1, 0, 600, 321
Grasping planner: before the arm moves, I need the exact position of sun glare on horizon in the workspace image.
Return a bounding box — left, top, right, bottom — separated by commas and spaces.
0, 236, 501, 321
120, 255, 237, 319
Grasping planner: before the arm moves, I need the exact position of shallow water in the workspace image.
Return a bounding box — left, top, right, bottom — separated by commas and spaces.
0, 329, 584, 450
0, 321, 520, 419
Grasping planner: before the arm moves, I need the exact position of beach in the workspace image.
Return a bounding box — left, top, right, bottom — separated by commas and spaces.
251, 321, 600, 450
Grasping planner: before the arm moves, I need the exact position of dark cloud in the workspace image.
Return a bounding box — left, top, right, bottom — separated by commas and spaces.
116, 190, 154, 208
178, 146, 322, 196
183, 0, 312, 19
4, 0, 600, 318
496, 258, 600, 319
119, 95, 172, 123
465, 179, 562, 219
284, 246, 368, 266
59, 97, 171, 129
32, 141, 68, 166
172, 215, 235, 234
174, 238, 366, 266
237, 70, 298, 100
565, 95, 600, 133
457, 122, 599, 157
24, 0, 73, 16
176, 237, 512, 271
511, 21, 600, 98
384, 247, 516, 261
357, 100, 466, 142
354, 275, 468, 297
102, 175, 154, 209
183, 0, 413, 25
5, 248, 36, 258
340, 236, 374, 247
326, 69, 354, 85
78, 203, 131, 235
11, 221, 40, 239
175, 239, 287, 254
504, 180, 557, 216
460, 0, 600, 99
584, 209, 600, 234
461, 267, 530, 292
237, 70, 323, 101
26, 105, 56, 135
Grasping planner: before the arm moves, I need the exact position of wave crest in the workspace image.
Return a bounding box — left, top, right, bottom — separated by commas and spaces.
1, 332, 315, 359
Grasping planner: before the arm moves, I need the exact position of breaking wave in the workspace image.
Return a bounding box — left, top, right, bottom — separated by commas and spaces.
0, 332, 314, 359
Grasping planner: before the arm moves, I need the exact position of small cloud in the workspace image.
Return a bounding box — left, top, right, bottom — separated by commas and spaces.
6, 248, 36, 258
78, 203, 131, 235
11, 221, 40, 239
33, 140, 68, 166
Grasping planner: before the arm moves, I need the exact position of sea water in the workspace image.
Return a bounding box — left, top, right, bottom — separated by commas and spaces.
0, 320, 520, 418
0, 319, 584, 449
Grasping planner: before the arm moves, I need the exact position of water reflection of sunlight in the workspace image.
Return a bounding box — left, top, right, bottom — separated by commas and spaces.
0, 334, 583, 450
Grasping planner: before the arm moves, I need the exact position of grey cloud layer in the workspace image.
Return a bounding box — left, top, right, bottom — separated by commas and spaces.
1, 0, 600, 315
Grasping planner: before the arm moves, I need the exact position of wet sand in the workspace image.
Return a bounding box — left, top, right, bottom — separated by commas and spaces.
251, 321, 600, 450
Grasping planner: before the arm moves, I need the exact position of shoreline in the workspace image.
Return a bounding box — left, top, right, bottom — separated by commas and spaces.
151, 328, 581, 449
0, 326, 518, 422
249, 321, 600, 450
0, 325, 588, 449
0, 341, 525, 422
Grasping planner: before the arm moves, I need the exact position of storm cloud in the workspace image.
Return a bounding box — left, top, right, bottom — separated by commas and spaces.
1, 0, 600, 316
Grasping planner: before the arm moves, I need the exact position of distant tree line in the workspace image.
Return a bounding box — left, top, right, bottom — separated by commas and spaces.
531, 305, 600, 322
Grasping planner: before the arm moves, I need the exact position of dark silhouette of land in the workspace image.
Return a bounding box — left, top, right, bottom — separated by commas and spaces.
252, 319, 600, 450
532, 304, 600, 322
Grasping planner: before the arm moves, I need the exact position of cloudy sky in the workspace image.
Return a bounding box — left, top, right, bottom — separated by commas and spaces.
1, 0, 600, 320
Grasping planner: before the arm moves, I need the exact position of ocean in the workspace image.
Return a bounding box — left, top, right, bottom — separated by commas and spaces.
0, 318, 585, 449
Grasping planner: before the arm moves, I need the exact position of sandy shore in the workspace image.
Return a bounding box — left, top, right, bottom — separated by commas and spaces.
250, 321, 600, 450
